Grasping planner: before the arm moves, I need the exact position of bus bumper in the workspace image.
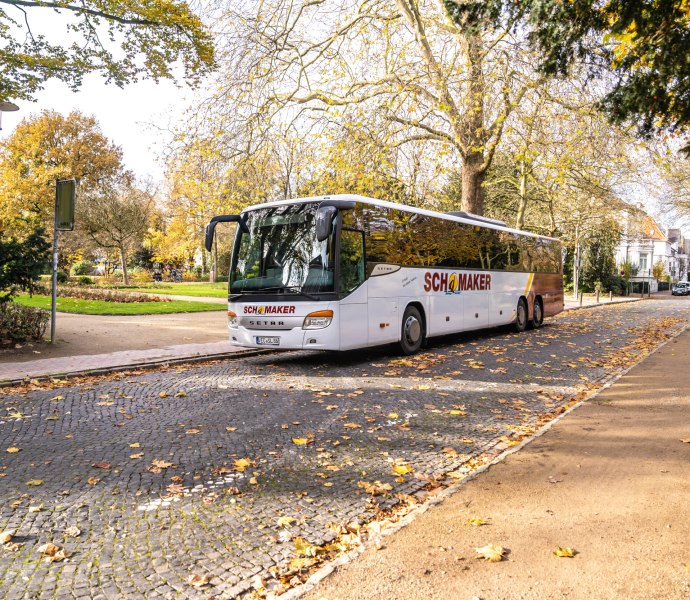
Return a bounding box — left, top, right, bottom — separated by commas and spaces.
227, 323, 340, 351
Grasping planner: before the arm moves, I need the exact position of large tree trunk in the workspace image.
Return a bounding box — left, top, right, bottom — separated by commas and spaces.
461, 152, 485, 215
119, 247, 129, 286
515, 162, 528, 230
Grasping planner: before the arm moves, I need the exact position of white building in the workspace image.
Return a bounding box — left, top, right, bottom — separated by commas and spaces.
615, 214, 686, 293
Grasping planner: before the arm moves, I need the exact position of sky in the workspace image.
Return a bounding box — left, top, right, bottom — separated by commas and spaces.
0, 75, 195, 183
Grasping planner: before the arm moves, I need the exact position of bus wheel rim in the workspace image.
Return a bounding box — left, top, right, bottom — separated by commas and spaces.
535, 302, 542, 323
404, 316, 421, 344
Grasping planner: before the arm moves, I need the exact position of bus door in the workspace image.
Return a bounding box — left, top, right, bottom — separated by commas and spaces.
338, 228, 369, 349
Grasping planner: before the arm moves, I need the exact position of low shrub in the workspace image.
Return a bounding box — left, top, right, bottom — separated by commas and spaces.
57, 287, 170, 303
56, 271, 69, 284
23, 284, 170, 303
71, 261, 95, 276
77, 276, 94, 286
0, 302, 50, 347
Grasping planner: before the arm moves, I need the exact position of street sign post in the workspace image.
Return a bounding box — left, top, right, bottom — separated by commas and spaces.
51, 179, 77, 343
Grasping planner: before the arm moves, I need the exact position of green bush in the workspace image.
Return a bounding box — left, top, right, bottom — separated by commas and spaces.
0, 228, 51, 302
0, 302, 50, 347
71, 260, 95, 276
56, 271, 69, 283
77, 276, 94, 286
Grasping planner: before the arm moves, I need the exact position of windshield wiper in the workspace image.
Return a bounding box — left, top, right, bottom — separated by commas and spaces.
237, 286, 319, 300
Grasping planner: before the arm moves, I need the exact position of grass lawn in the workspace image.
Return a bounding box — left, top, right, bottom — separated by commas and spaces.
15, 295, 224, 315
112, 282, 228, 298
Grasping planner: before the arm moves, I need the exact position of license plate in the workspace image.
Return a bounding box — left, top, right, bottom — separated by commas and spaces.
256, 336, 280, 346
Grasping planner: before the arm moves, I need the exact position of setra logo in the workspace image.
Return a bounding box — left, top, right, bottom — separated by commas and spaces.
424, 271, 491, 294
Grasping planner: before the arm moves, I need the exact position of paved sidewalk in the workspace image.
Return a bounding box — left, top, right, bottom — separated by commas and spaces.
302, 325, 690, 600
0, 295, 644, 384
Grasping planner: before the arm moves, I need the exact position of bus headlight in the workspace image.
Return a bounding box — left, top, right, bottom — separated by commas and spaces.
303, 310, 333, 330
227, 310, 238, 327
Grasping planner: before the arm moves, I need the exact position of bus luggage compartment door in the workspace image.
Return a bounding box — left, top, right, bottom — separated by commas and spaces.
463, 287, 489, 329
368, 298, 398, 346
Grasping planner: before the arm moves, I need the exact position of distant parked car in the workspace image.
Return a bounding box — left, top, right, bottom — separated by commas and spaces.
671, 282, 690, 296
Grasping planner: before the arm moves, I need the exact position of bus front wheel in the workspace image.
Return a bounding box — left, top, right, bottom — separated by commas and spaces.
514, 298, 528, 333
399, 305, 424, 355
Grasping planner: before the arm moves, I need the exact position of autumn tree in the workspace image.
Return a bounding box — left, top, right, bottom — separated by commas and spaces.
0, 0, 215, 103
81, 181, 155, 285
0, 110, 124, 236
451, 0, 690, 151
208, 0, 547, 215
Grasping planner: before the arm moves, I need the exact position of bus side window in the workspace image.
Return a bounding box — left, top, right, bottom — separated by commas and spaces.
340, 229, 365, 294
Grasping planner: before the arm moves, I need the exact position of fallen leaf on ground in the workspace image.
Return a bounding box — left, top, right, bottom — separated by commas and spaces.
553, 546, 576, 558
233, 458, 251, 472
185, 428, 201, 434
37, 542, 60, 557
87, 477, 100, 485
277, 516, 296, 527
151, 459, 173, 469
129, 443, 141, 448
130, 453, 144, 459
5, 447, 21, 453
28, 505, 43, 513
187, 573, 210, 588
680, 438, 690, 443
358, 480, 393, 495
467, 517, 488, 526
51, 548, 70, 562
26, 480, 44, 486
63, 526, 81, 538
0, 530, 14, 544
292, 437, 311, 445
174, 391, 187, 397
475, 543, 505, 562
225, 427, 237, 432
344, 423, 362, 429
91, 463, 111, 470
392, 464, 413, 476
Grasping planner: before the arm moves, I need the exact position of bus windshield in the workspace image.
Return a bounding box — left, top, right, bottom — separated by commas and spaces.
230, 203, 335, 295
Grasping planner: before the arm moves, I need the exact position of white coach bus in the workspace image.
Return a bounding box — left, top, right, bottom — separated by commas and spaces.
204, 194, 563, 354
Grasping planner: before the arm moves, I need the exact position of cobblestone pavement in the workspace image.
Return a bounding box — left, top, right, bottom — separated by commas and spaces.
1, 299, 689, 599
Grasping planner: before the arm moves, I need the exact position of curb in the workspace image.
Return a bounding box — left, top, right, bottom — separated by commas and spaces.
562, 297, 641, 312
0, 348, 273, 388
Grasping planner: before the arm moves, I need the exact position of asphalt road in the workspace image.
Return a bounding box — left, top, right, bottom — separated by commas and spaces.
0, 299, 688, 599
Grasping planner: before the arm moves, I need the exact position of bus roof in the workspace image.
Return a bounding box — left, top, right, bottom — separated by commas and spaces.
241, 194, 561, 242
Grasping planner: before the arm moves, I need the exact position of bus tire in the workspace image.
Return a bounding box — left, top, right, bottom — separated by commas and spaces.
514, 298, 528, 333
399, 305, 424, 355
531, 298, 544, 329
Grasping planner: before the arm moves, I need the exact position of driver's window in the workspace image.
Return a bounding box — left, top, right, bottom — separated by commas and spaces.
339, 229, 365, 294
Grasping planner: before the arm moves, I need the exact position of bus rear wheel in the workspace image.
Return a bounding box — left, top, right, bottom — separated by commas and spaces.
399, 305, 424, 355
531, 298, 544, 328
514, 298, 528, 333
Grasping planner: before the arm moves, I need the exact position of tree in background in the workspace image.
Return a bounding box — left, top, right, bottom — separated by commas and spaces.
0, 228, 50, 303
81, 182, 155, 285
0, 110, 124, 236
211, 0, 548, 215
449, 0, 690, 152
0, 0, 215, 103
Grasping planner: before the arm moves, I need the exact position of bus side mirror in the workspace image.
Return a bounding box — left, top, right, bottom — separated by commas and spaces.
204, 221, 218, 252
204, 214, 249, 251
316, 206, 338, 242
